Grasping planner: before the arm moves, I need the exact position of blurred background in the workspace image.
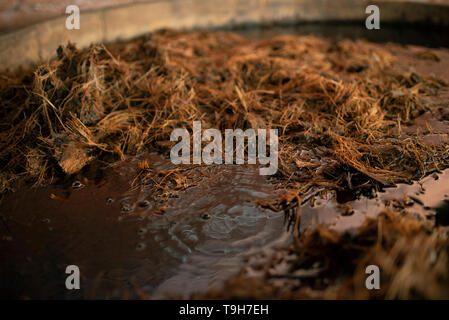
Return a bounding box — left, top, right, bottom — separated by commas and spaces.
1, 0, 448, 31
1, 0, 449, 69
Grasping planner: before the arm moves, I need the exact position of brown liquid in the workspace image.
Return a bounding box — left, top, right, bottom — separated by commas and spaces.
0, 154, 285, 299
1, 153, 448, 299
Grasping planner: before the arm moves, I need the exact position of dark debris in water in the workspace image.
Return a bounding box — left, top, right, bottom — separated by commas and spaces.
199, 168, 449, 299
435, 200, 449, 226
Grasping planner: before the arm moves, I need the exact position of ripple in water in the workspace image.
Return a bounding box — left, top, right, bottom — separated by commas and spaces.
0, 153, 286, 299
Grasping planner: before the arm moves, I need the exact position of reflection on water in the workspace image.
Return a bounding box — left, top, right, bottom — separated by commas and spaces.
2, 151, 448, 299
300, 169, 449, 233
0, 153, 286, 299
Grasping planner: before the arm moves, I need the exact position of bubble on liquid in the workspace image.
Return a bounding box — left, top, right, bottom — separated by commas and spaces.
121, 202, 134, 214
200, 212, 211, 220
138, 228, 147, 236
136, 242, 146, 251
138, 200, 150, 208
72, 181, 84, 189
106, 198, 114, 205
